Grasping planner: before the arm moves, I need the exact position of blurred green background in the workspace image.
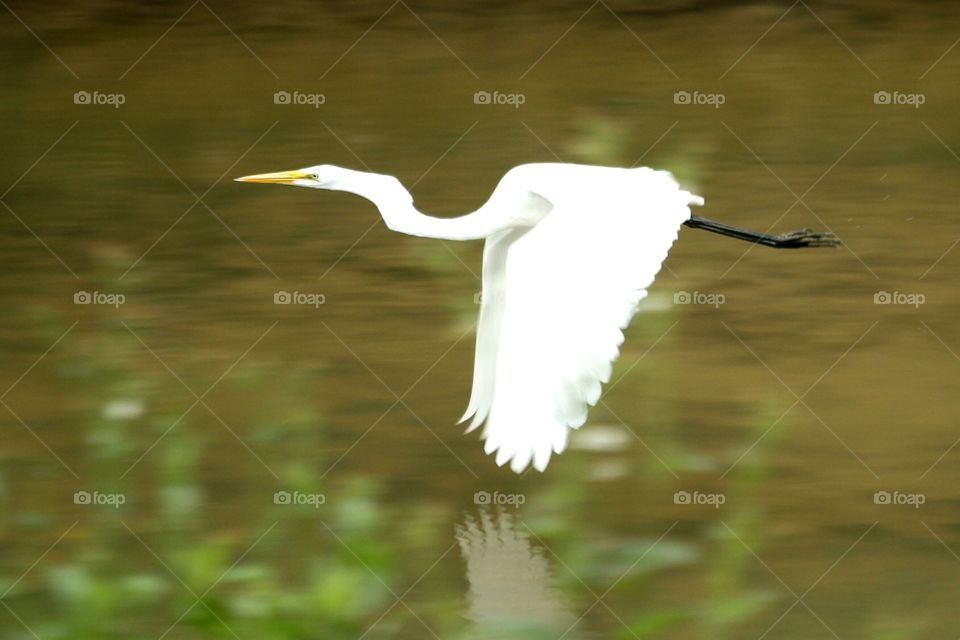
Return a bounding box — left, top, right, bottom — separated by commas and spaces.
1, 1, 959, 638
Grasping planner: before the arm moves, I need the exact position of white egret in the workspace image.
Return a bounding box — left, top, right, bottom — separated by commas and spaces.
237, 163, 837, 473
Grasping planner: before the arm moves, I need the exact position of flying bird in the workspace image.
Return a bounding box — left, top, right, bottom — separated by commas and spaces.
237, 163, 837, 473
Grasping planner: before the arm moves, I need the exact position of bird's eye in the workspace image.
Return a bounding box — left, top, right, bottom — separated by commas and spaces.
309, 174, 320, 180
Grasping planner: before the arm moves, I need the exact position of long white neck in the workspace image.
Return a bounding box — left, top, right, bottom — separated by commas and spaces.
325, 169, 505, 241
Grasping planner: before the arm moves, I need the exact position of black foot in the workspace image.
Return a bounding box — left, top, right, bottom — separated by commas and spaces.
683, 215, 842, 250
769, 228, 842, 249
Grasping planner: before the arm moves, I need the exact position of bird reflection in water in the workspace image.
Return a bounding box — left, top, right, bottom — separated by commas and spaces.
456, 508, 578, 638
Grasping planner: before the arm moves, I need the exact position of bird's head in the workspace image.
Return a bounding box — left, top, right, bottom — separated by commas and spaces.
235, 164, 355, 190
235, 164, 412, 218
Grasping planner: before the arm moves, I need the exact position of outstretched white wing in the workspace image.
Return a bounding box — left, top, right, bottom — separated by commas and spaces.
461, 167, 701, 473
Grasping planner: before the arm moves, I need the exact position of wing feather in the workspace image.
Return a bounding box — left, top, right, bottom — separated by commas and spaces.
468, 167, 701, 472
460, 227, 529, 431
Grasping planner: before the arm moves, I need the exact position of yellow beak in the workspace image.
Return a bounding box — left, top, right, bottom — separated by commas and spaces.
234, 169, 311, 184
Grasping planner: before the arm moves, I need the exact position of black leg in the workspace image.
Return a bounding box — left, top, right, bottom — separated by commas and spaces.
683, 215, 841, 249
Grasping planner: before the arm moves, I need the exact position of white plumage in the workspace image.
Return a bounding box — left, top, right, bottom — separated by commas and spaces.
236, 163, 703, 473
460, 166, 701, 471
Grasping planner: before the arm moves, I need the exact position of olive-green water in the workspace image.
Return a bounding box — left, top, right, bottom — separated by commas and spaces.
2, 2, 959, 638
